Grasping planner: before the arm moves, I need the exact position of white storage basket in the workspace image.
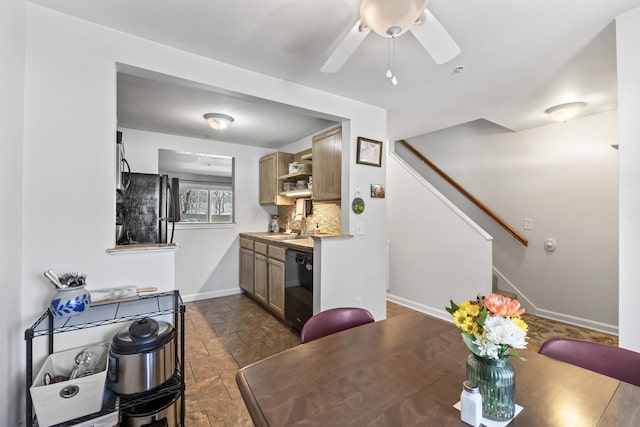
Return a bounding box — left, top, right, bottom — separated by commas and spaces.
30, 343, 109, 426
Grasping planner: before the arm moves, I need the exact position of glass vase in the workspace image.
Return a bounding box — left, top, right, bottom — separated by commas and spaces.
465, 353, 515, 421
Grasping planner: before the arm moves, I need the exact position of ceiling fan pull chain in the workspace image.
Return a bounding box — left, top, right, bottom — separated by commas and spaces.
391, 36, 398, 86
386, 37, 393, 79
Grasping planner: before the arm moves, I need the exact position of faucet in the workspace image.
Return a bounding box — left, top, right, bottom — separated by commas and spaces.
291, 212, 308, 237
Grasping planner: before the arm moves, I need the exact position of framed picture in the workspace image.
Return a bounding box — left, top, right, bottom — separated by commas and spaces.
371, 184, 385, 198
356, 137, 383, 167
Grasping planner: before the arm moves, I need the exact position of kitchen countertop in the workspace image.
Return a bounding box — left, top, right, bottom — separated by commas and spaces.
240, 232, 352, 253
240, 232, 314, 252
106, 242, 180, 254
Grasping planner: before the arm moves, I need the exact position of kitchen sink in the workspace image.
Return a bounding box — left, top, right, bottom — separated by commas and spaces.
267, 234, 306, 240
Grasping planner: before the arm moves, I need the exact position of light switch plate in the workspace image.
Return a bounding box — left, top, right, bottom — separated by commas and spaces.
523, 218, 533, 230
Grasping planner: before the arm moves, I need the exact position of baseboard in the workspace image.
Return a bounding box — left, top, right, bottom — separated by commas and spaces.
386, 293, 453, 324
180, 287, 243, 303
491, 267, 618, 335
534, 309, 619, 336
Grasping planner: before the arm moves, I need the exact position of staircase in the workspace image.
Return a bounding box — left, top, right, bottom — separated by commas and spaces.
386, 151, 492, 321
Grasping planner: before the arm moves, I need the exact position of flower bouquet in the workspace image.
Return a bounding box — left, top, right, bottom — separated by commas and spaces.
446, 293, 528, 421
446, 293, 528, 360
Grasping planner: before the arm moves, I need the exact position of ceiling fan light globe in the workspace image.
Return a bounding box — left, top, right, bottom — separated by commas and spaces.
360, 0, 429, 38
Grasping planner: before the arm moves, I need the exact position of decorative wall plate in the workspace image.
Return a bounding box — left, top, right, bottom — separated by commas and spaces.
352, 197, 365, 214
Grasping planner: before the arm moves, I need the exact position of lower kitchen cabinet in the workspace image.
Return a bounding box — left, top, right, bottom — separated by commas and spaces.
254, 253, 268, 304
240, 235, 289, 320
268, 258, 285, 317
239, 247, 254, 294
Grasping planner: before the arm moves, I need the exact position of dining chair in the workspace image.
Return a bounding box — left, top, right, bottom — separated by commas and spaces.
300, 307, 375, 343
538, 338, 640, 387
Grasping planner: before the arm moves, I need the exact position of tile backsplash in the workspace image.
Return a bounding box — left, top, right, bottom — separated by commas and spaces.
277, 200, 341, 234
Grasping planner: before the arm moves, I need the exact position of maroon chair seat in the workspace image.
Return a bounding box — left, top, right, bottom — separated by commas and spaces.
539, 338, 640, 387
300, 307, 375, 344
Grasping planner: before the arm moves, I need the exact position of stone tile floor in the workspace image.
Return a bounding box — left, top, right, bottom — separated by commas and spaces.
183, 294, 617, 426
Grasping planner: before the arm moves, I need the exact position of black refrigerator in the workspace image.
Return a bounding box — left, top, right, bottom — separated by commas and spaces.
116, 173, 179, 244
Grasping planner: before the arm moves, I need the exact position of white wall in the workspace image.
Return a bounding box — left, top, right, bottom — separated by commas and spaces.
617, 7, 640, 351
121, 128, 275, 300
386, 153, 493, 320
401, 112, 619, 331
1, 0, 25, 424
19, 5, 385, 423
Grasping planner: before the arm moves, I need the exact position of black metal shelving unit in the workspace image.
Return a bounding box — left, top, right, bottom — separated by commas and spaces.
25, 290, 185, 426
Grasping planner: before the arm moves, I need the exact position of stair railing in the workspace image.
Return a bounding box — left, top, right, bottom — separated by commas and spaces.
398, 140, 528, 247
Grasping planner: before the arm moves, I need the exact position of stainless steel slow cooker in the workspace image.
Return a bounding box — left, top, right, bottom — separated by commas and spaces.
121, 390, 181, 427
108, 317, 176, 395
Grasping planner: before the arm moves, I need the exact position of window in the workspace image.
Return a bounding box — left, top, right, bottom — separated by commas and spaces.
159, 149, 234, 224
180, 181, 233, 223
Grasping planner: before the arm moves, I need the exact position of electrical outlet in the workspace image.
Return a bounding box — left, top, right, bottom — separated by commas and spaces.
355, 297, 362, 307
356, 222, 366, 235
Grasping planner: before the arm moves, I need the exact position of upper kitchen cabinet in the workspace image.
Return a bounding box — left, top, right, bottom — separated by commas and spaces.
259, 152, 294, 205
312, 126, 342, 201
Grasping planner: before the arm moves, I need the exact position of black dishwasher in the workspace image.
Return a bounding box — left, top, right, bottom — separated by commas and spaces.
285, 249, 313, 331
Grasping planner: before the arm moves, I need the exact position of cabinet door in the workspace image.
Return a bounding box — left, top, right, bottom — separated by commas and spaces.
268, 258, 286, 318
259, 152, 294, 205
312, 126, 342, 201
254, 253, 268, 304
259, 154, 277, 205
239, 248, 254, 294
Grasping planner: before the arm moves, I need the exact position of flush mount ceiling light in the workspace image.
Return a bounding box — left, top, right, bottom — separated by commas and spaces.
204, 113, 234, 131
545, 102, 586, 122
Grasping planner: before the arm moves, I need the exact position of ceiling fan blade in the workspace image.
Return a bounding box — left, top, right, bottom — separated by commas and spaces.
321, 21, 371, 73
410, 9, 461, 65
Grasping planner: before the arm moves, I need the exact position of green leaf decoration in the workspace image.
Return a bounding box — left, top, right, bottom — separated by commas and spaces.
445, 300, 459, 315
510, 347, 528, 362
461, 333, 482, 357
477, 306, 488, 327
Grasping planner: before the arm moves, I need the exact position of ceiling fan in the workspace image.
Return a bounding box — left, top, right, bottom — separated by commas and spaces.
321, 0, 461, 77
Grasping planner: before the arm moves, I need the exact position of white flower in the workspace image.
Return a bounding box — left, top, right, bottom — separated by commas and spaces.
484, 315, 527, 349
472, 315, 527, 359
473, 335, 501, 359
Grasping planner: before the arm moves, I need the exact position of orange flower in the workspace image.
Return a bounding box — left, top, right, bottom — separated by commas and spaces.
483, 293, 525, 317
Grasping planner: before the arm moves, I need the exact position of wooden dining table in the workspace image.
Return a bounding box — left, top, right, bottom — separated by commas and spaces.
236, 312, 640, 426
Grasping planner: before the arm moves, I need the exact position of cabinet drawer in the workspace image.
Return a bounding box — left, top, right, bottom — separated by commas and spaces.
240, 237, 254, 250
254, 241, 268, 255
268, 245, 286, 261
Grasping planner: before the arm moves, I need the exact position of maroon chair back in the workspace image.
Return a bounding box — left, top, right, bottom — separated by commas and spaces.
300, 307, 375, 344
539, 338, 640, 387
